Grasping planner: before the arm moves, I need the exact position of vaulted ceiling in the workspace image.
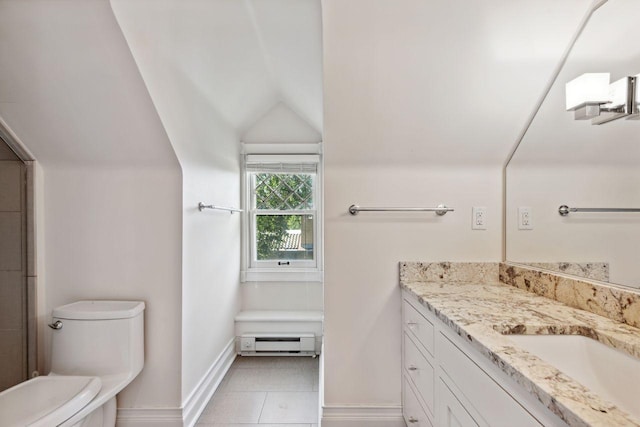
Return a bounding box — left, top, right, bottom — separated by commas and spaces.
110, 0, 323, 139
3, 0, 624, 169
111, 0, 601, 166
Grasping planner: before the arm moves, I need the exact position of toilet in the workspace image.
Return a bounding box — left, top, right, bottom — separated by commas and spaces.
0, 300, 145, 427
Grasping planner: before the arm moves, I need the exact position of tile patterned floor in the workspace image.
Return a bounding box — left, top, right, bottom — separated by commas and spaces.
196, 356, 319, 427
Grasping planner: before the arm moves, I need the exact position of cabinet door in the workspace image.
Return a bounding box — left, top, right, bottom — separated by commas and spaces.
404, 332, 435, 415
403, 298, 435, 356
403, 375, 434, 427
438, 378, 479, 427
438, 332, 544, 427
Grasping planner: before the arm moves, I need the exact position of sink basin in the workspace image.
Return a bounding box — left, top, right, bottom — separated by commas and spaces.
506, 334, 640, 419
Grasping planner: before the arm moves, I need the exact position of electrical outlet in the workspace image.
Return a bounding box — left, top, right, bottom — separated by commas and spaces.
518, 207, 533, 230
472, 207, 487, 230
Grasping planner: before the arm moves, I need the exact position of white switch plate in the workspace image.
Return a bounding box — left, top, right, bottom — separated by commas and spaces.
518, 207, 533, 230
472, 207, 487, 230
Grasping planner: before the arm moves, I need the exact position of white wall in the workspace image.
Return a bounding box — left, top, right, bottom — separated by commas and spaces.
0, 0, 183, 410
242, 103, 321, 144
324, 165, 501, 406
109, 0, 244, 403
242, 282, 323, 311
321, 0, 591, 415
43, 167, 183, 408
180, 161, 241, 401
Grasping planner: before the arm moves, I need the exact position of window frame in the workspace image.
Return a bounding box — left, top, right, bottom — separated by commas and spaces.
241, 151, 323, 282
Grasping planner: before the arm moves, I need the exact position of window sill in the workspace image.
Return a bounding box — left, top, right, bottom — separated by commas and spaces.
241, 269, 324, 283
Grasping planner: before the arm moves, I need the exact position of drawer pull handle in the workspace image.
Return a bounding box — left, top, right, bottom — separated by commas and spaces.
407, 321, 417, 326
408, 365, 418, 371
408, 416, 419, 423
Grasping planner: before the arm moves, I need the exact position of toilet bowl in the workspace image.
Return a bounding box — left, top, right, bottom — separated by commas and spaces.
0, 300, 145, 427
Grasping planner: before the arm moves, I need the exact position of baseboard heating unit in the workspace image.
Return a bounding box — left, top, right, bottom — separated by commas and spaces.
240, 333, 316, 356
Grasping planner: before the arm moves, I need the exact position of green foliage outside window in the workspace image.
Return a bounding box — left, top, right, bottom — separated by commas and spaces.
254, 173, 314, 261
255, 173, 313, 210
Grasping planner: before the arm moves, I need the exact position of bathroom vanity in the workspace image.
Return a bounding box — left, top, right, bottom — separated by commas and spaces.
400, 262, 640, 427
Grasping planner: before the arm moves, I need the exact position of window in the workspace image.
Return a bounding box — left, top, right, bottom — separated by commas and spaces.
242, 154, 322, 281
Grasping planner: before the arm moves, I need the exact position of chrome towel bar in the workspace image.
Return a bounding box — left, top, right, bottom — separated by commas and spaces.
348, 204, 453, 216
558, 205, 640, 216
198, 202, 243, 214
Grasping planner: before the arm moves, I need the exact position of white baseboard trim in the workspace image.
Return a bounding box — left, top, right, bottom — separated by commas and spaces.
116, 408, 183, 427
182, 338, 236, 427
321, 405, 405, 427
116, 338, 236, 427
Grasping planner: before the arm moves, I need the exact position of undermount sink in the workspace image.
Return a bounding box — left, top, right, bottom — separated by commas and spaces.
506, 334, 640, 419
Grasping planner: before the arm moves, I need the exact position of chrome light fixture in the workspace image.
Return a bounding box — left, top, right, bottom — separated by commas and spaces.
566, 73, 638, 125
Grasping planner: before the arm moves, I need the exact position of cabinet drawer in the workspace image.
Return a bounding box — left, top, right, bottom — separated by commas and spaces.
404, 332, 435, 415
438, 332, 543, 427
403, 298, 434, 356
438, 378, 479, 427
403, 374, 434, 427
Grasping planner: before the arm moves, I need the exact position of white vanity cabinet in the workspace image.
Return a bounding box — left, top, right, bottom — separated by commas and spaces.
437, 378, 478, 427
401, 290, 566, 427
401, 297, 437, 426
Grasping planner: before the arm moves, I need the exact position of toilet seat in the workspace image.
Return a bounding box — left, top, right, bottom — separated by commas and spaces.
0, 375, 101, 427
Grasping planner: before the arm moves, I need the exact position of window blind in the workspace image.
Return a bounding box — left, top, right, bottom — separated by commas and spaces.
245, 154, 319, 173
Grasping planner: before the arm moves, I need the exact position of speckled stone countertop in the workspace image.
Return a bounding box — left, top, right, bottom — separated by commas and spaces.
401, 277, 640, 427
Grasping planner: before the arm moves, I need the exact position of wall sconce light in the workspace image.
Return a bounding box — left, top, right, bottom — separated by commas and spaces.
566, 73, 638, 125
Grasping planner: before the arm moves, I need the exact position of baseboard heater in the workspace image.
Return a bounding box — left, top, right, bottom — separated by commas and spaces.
240, 333, 315, 356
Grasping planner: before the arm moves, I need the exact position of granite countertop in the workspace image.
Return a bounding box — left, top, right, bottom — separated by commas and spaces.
401, 279, 640, 427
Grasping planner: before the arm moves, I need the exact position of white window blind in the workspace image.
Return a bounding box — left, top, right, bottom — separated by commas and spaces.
245, 154, 319, 174
245, 162, 317, 173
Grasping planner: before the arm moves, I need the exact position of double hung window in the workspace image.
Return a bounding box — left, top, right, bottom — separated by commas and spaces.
243, 154, 322, 280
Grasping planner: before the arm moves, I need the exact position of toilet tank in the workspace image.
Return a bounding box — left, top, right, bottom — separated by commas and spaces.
50, 301, 145, 377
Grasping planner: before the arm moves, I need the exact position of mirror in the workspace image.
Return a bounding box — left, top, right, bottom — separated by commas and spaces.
506, 0, 640, 288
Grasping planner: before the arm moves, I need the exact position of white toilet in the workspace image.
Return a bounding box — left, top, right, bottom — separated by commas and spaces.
0, 300, 145, 427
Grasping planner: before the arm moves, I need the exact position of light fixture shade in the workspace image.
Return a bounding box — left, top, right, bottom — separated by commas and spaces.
606, 76, 629, 108
565, 73, 610, 111
637, 73, 640, 102
630, 73, 640, 119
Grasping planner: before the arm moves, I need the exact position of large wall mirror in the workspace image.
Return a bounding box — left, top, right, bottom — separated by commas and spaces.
506, 0, 640, 289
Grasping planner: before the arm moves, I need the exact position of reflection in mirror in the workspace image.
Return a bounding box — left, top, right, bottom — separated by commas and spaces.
506, 0, 640, 288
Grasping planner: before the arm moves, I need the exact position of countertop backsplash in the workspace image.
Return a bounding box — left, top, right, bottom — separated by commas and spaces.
500, 263, 640, 329
399, 261, 499, 284
399, 261, 640, 329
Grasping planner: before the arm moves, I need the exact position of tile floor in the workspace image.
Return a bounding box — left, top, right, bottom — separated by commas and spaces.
196, 356, 319, 426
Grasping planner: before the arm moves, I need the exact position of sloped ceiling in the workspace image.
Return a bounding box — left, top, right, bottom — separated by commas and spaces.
110, 0, 323, 138
111, 0, 608, 166
0, 0, 179, 168
321, 0, 594, 166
